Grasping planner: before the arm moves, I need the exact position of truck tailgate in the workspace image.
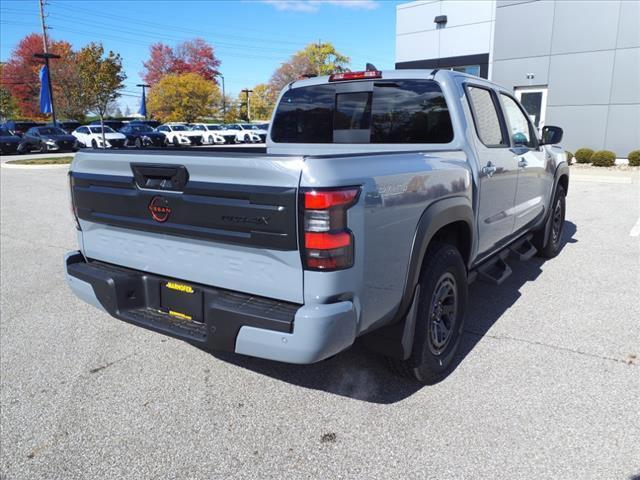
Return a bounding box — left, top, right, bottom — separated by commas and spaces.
70, 151, 305, 303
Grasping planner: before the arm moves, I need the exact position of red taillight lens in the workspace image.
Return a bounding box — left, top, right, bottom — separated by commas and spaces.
304, 188, 359, 209
300, 187, 360, 271
305, 231, 352, 250
329, 71, 382, 82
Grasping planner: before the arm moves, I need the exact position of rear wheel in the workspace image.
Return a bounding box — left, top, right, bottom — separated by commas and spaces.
388, 242, 468, 384
534, 185, 566, 258
91, 139, 98, 149
172, 137, 179, 147
134, 137, 142, 149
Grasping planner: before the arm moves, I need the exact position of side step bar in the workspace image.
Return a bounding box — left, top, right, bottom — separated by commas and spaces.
477, 251, 512, 285
468, 234, 538, 285
508, 234, 537, 261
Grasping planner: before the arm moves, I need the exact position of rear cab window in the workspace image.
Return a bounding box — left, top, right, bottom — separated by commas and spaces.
465, 85, 507, 148
271, 80, 454, 144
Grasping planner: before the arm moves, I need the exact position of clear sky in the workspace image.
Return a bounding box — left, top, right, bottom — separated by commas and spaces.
0, 0, 402, 112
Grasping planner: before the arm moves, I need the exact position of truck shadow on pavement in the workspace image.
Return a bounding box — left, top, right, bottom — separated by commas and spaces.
213, 221, 577, 405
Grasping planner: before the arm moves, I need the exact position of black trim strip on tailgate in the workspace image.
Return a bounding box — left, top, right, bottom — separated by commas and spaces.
71, 171, 298, 250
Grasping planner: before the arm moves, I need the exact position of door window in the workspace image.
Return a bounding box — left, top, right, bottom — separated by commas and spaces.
466, 86, 506, 147
500, 94, 538, 148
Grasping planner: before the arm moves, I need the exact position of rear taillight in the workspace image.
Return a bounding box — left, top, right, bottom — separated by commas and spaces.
300, 187, 360, 271
68, 173, 81, 230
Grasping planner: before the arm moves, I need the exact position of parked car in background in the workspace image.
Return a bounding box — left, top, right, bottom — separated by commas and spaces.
129, 119, 161, 129
209, 124, 240, 144
0, 127, 21, 154
17, 126, 78, 153
1, 120, 46, 137
48, 120, 81, 134
190, 123, 226, 145
72, 125, 126, 149
225, 124, 261, 143
156, 123, 203, 146
90, 120, 126, 132
241, 123, 268, 142
119, 123, 166, 148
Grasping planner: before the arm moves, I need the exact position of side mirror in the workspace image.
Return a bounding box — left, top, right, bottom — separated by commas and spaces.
512, 132, 528, 146
541, 125, 563, 145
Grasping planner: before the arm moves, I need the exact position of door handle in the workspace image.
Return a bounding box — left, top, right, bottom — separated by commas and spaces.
518, 157, 528, 168
131, 163, 189, 191
482, 162, 497, 177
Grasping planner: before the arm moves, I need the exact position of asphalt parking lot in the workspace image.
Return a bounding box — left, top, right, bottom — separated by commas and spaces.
1, 165, 639, 479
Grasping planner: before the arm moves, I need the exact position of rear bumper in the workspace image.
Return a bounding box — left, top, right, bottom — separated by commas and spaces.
65, 251, 356, 364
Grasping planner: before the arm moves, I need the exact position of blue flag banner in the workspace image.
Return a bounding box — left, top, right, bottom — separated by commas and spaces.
138, 89, 147, 117
39, 65, 52, 114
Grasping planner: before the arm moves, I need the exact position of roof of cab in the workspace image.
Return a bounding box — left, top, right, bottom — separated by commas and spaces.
286, 68, 507, 92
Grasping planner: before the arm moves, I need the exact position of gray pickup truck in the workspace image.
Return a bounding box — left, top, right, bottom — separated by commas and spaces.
65, 69, 569, 383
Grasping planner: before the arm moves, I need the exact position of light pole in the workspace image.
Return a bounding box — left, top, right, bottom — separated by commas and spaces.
214, 73, 226, 120
136, 83, 150, 119
34, 52, 60, 126
241, 88, 253, 122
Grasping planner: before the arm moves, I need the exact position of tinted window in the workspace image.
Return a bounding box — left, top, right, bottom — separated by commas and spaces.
171, 125, 187, 131
271, 80, 453, 144
371, 81, 452, 143
15, 122, 40, 130
206, 125, 222, 130
500, 94, 538, 148
89, 126, 115, 133
37, 127, 65, 135
466, 86, 506, 146
131, 125, 153, 133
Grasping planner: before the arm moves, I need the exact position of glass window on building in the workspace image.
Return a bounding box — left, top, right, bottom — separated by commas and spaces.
450, 65, 481, 77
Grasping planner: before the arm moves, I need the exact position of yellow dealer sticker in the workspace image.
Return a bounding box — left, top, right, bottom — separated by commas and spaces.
169, 310, 192, 321
165, 282, 194, 294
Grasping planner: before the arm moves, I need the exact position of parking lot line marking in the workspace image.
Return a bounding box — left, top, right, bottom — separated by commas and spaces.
630, 217, 640, 237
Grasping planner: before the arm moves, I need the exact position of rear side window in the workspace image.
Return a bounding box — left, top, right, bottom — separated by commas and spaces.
466, 86, 506, 147
271, 80, 453, 144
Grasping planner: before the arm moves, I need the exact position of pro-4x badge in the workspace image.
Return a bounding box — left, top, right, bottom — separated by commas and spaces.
148, 196, 171, 222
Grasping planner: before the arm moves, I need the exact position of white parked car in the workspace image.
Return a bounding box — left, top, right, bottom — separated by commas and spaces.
225, 124, 263, 143
156, 123, 203, 146
72, 125, 127, 149
190, 124, 226, 145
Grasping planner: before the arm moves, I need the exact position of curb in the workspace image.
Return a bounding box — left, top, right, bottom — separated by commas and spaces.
1, 162, 71, 170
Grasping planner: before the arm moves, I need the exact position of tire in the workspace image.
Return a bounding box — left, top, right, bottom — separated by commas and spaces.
208, 135, 213, 144
388, 242, 468, 384
91, 139, 98, 149
134, 137, 142, 149
534, 185, 566, 259
172, 137, 179, 147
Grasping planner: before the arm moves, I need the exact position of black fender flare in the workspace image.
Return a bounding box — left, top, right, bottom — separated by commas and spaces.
540, 162, 570, 246
362, 196, 474, 360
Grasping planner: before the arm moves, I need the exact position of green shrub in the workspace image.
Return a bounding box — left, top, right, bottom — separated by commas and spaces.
574, 148, 594, 163
628, 150, 640, 167
565, 151, 573, 165
591, 150, 616, 167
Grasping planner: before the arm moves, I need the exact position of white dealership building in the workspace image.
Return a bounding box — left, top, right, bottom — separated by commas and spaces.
395, 0, 640, 155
